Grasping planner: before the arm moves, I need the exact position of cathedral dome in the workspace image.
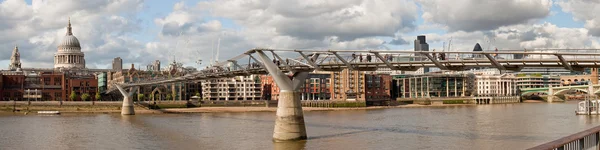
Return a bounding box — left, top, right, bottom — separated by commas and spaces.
57, 18, 81, 50
59, 35, 80, 48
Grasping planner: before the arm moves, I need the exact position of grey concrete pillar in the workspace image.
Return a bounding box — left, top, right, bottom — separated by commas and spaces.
273, 90, 307, 141
116, 85, 139, 115
254, 50, 311, 141
122, 96, 135, 115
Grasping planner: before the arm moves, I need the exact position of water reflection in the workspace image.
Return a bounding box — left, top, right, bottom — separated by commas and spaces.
273, 140, 307, 150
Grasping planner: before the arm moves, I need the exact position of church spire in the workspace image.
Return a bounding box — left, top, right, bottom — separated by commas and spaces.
12, 45, 18, 54
9, 45, 21, 70
66, 17, 72, 36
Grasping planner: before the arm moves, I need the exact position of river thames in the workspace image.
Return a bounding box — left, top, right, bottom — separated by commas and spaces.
1, 102, 598, 150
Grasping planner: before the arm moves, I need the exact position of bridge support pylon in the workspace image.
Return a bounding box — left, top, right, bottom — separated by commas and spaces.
255, 50, 310, 141
115, 85, 139, 115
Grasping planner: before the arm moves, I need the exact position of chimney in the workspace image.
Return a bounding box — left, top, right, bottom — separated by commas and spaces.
131, 64, 134, 69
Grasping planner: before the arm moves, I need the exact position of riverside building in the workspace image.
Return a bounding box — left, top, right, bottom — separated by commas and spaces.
392, 73, 476, 99
515, 74, 561, 89
201, 75, 262, 101
475, 74, 517, 97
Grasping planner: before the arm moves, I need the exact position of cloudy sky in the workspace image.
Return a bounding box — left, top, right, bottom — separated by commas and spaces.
0, 0, 599, 69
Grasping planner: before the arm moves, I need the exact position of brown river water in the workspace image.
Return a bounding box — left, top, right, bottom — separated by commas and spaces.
0, 102, 598, 150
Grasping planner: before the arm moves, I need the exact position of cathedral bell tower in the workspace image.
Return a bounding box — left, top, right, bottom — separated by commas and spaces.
9, 45, 21, 71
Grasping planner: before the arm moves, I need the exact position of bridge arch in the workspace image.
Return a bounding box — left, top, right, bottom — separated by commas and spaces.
521, 91, 548, 96
553, 88, 588, 96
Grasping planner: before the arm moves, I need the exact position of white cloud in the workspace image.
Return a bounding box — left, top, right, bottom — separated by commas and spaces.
198, 0, 419, 41
145, 0, 421, 68
557, 0, 600, 36
419, 0, 552, 32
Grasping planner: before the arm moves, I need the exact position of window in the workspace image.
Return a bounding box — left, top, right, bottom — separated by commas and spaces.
55, 93, 61, 99
43, 92, 50, 101
3, 93, 10, 99
44, 77, 51, 85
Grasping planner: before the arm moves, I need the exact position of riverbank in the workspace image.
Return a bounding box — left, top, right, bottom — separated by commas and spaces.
0, 103, 478, 114
0, 104, 476, 114
161, 104, 477, 113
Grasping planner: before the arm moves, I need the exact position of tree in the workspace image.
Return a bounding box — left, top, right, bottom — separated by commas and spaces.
195, 92, 201, 97
95, 92, 101, 101
138, 94, 145, 101
166, 94, 172, 101
81, 93, 90, 101
69, 92, 77, 101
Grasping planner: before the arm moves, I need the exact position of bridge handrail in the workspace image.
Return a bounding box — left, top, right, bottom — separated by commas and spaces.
249, 48, 600, 55
528, 125, 600, 150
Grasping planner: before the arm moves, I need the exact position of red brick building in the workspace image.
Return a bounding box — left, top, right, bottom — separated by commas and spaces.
1, 73, 26, 101
261, 73, 330, 101
0, 71, 98, 101
299, 73, 330, 100
260, 75, 279, 100
330, 69, 392, 104
38, 72, 66, 101
67, 76, 98, 101
364, 74, 391, 102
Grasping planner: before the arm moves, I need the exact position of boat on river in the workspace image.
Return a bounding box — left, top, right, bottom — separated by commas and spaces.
37, 111, 60, 115
576, 100, 600, 115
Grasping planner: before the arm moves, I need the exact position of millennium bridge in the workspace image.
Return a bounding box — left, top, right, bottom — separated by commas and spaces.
109, 48, 600, 141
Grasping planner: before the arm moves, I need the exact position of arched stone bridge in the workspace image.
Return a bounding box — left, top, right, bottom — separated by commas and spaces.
520, 84, 600, 102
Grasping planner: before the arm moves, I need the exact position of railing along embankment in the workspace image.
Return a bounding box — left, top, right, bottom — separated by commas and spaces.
529, 125, 600, 150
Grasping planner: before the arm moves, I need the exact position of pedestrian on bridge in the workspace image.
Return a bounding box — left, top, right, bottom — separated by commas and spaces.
366, 54, 372, 62
359, 54, 363, 62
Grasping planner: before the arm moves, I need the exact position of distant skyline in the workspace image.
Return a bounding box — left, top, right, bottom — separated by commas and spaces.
0, 0, 598, 69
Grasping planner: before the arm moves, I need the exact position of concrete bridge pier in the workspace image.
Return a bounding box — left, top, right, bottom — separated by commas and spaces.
274, 89, 307, 141
255, 50, 311, 141
116, 85, 139, 115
